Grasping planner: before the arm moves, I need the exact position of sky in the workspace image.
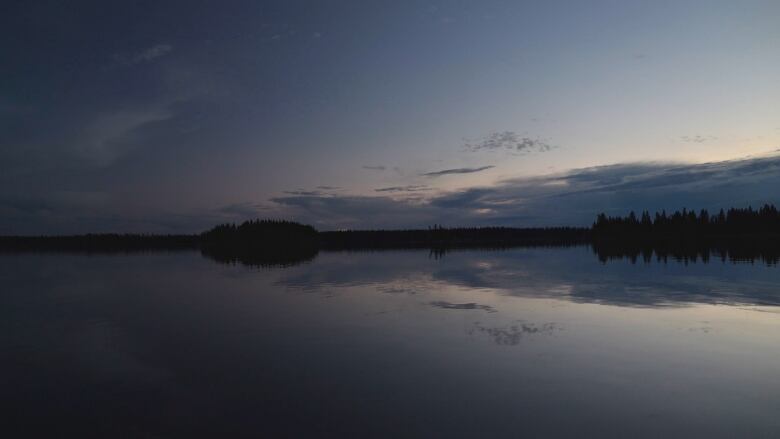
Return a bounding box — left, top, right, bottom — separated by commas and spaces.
2, 0, 779, 233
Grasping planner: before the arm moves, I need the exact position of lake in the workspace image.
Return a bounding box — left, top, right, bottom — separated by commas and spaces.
3, 247, 780, 438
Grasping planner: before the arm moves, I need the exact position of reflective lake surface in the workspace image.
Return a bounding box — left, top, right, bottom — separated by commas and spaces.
3, 247, 780, 438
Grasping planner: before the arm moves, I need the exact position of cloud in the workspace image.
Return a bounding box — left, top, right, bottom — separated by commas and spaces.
362, 165, 386, 171
422, 165, 495, 177
375, 185, 431, 193
270, 194, 440, 229
0, 191, 134, 235
115, 44, 173, 66
680, 135, 717, 143
283, 187, 342, 196
80, 108, 173, 166
7, 154, 780, 234
464, 131, 553, 154
435, 155, 780, 223
267, 154, 780, 230
0, 96, 210, 177
283, 190, 326, 196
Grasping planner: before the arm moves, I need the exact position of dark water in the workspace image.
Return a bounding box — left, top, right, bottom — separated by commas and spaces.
3, 248, 780, 438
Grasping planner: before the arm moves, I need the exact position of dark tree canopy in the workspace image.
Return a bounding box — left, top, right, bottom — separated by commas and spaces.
592, 204, 780, 236
4, 205, 780, 265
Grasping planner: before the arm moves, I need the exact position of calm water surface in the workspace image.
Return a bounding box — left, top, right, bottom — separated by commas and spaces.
3, 248, 780, 438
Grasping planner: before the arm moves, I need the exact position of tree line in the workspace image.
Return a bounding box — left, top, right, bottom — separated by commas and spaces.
3, 205, 780, 266
592, 204, 780, 236
591, 204, 780, 265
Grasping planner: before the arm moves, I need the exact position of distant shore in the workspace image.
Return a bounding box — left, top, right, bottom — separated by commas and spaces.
3, 206, 780, 265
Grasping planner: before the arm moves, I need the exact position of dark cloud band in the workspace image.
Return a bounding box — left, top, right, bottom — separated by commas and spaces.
422, 165, 495, 177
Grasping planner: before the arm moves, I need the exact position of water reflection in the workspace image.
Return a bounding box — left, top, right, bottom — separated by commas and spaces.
468, 321, 560, 345
200, 245, 318, 267
273, 248, 780, 307
429, 301, 497, 312
3, 249, 780, 437
592, 239, 780, 265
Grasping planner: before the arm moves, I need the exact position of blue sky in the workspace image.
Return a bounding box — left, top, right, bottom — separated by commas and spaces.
2, 0, 779, 233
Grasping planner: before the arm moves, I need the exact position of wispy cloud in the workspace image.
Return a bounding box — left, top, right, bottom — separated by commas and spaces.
114, 44, 173, 66
81, 108, 173, 166
283, 190, 327, 196
270, 194, 440, 229
680, 135, 717, 143
268, 154, 780, 229
375, 185, 431, 193
362, 165, 386, 171
422, 165, 495, 177
284, 186, 344, 195
464, 131, 553, 154
8, 154, 780, 234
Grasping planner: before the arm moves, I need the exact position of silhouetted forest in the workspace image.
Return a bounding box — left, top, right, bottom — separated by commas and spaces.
320, 226, 589, 250
592, 205, 780, 236
3, 205, 780, 266
200, 220, 319, 267
591, 205, 780, 265
199, 222, 588, 266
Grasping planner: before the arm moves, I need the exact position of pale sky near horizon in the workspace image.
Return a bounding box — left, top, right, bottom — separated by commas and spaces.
2, 0, 779, 233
